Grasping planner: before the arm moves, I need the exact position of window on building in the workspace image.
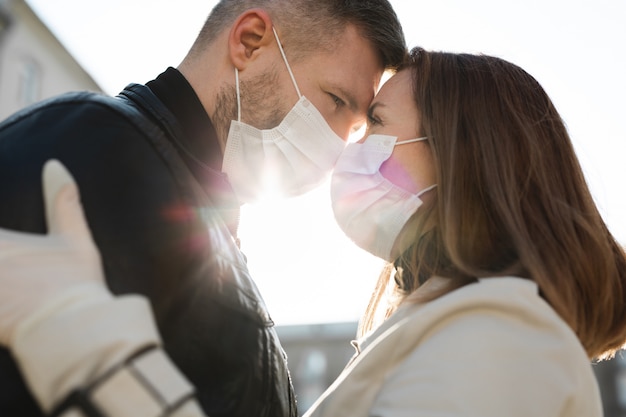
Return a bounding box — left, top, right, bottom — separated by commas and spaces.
0, 6, 11, 34
19, 58, 41, 107
295, 349, 328, 413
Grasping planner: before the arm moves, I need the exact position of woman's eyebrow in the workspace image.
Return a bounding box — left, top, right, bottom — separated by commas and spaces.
367, 102, 385, 118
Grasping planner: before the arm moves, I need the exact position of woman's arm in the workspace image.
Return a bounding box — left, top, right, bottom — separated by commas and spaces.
0, 160, 205, 416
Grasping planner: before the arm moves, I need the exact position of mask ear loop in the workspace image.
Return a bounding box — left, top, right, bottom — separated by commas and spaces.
416, 183, 438, 198
394, 136, 437, 198
235, 68, 242, 122
396, 136, 429, 146
235, 28, 299, 122
272, 27, 302, 98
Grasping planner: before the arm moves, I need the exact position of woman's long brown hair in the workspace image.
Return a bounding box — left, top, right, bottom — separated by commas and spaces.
360, 47, 626, 360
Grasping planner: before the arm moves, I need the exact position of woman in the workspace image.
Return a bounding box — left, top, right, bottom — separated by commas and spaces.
0, 47, 624, 416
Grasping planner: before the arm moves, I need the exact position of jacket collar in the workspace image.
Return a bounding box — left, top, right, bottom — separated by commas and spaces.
146, 67, 224, 175
125, 68, 241, 237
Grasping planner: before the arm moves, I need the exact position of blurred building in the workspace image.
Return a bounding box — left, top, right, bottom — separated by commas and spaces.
0, 0, 101, 121
278, 321, 626, 417
276, 322, 358, 414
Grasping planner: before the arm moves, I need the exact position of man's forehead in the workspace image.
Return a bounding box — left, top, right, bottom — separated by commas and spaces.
326, 25, 383, 102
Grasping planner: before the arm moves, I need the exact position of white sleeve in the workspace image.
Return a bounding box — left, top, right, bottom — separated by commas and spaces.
369, 308, 597, 417
11, 287, 205, 417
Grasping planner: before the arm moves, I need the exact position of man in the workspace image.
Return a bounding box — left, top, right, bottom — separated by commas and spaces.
0, 0, 406, 416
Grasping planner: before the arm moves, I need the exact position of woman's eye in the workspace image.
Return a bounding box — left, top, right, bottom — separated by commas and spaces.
367, 113, 381, 126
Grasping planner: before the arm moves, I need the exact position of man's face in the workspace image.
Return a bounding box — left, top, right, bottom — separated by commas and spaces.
288, 25, 384, 140
238, 24, 384, 141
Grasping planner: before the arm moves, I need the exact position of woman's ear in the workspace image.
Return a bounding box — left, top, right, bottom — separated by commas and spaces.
228, 8, 274, 71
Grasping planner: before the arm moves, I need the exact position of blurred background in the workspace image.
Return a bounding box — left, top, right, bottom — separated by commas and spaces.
1, 0, 625, 415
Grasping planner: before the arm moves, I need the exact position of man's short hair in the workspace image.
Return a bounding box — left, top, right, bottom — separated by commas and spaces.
193, 0, 407, 71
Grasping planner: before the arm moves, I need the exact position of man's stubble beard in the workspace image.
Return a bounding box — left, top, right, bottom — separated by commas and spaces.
211, 67, 288, 147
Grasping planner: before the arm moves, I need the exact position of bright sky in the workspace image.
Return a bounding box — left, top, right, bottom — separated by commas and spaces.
25, 0, 626, 325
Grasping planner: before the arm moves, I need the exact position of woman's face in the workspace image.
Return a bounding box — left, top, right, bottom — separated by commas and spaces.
363, 69, 437, 195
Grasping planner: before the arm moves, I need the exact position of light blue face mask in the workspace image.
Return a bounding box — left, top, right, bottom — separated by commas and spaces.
331, 134, 437, 260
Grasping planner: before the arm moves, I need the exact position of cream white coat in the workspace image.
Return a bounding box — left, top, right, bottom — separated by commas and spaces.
304, 277, 603, 417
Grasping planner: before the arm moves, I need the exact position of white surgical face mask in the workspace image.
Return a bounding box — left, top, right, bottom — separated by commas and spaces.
331, 134, 437, 261
222, 27, 345, 203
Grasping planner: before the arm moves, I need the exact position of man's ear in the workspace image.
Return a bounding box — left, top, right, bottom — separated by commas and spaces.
228, 9, 274, 71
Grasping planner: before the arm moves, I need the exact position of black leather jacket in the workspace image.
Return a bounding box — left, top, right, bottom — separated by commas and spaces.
0, 69, 297, 417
